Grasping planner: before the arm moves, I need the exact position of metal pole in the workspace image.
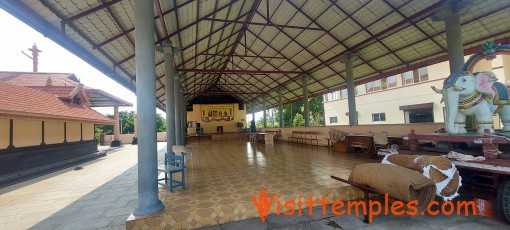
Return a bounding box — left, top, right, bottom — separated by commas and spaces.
133, 0, 164, 216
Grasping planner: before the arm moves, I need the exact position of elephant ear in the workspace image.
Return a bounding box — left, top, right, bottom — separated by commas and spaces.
476, 72, 497, 97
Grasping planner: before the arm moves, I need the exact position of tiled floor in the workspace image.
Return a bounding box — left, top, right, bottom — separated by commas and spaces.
127, 141, 378, 229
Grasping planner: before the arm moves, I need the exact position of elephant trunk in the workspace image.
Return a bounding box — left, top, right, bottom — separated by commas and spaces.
444, 87, 461, 134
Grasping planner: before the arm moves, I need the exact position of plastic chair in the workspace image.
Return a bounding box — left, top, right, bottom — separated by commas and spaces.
172, 145, 193, 169
158, 153, 186, 192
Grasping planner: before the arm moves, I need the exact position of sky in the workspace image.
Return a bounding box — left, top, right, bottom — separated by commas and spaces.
0, 9, 264, 121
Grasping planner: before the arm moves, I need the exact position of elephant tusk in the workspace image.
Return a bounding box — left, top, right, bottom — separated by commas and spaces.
453, 85, 464, 91
431, 86, 443, 94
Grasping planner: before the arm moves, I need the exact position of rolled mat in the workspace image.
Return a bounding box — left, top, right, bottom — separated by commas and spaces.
382, 154, 462, 200
349, 163, 436, 211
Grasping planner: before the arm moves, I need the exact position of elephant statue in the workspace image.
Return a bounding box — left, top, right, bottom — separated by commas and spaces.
432, 71, 510, 134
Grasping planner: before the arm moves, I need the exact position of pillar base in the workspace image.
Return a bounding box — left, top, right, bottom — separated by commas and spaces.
133, 200, 164, 216
132, 138, 138, 145
110, 140, 122, 147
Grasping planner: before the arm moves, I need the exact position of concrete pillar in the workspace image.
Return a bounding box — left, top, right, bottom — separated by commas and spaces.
263, 96, 267, 128
432, 0, 466, 74
302, 76, 310, 127
174, 75, 182, 145
111, 106, 121, 147
278, 87, 284, 127
342, 52, 358, 126
445, 11, 464, 73
157, 42, 176, 154
134, 113, 138, 137
180, 90, 186, 145
133, 0, 164, 216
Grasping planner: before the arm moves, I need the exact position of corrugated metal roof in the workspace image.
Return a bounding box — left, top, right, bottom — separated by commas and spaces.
2, 0, 510, 112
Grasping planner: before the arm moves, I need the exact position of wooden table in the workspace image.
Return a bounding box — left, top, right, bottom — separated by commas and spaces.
256, 132, 274, 144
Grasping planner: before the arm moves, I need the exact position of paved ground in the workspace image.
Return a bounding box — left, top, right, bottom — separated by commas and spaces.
0, 142, 509, 230
0, 144, 152, 230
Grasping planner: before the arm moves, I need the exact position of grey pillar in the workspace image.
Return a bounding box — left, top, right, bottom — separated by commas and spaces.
278, 87, 284, 127
157, 42, 176, 154
133, 0, 164, 216
111, 106, 121, 147
302, 76, 310, 127
263, 96, 267, 128
342, 52, 358, 126
445, 10, 464, 73
180, 90, 186, 144
174, 75, 182, 145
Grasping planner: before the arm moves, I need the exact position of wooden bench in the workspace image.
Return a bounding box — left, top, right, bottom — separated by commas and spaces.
304, 131, 319, 146
288, 131, 304, 144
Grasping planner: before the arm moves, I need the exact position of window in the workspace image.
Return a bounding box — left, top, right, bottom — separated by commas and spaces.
386, 76, 397, 88
340, 89, 348, 98
372, 113, 386, 122
355, 85, 365, 96
405, 109, 434, 123
402, 67, 429, 85
402, 71, 414, 85
329, 117, 338, 124
366, 80, 382, 93
417, 67, 428, 82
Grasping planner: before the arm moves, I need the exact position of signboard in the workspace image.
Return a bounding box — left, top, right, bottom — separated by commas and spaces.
201, 104, 235, 122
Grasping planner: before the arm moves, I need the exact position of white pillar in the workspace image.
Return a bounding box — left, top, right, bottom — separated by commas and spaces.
133, 0, 164, 216
342, 52, 358, 126
174, 75, 182, 145
302, 75, 310, 127
263, 96, 267, 128
111, 105, 121, 147
278, 87, 284, 127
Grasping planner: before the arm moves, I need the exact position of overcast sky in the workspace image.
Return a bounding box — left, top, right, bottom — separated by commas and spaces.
0, 9, 263, 121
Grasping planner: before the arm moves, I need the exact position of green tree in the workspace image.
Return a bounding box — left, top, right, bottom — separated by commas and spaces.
293, 113, 305, 127
309, 96, 325, 126
282, 101, 303, 127
156, 113, 166, 132
255, 117, 264, 128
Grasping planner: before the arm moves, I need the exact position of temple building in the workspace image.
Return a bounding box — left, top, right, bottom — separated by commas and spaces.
0, 71, 131, 186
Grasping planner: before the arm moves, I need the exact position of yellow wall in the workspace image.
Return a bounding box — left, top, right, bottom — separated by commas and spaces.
13, 119, 42, 148
66, 122, 81, 142
83, 123, 95, 141
0, 119, 9, 149
45, 121, 64, 144
187, 104, 247, 134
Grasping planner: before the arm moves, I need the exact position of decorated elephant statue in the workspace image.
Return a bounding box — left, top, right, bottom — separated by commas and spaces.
432, 71, 510, 134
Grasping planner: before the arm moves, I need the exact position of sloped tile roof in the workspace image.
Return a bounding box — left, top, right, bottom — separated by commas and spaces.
0, 71, 79, 87
0, 83, 115, 124
0, 71, 132, 107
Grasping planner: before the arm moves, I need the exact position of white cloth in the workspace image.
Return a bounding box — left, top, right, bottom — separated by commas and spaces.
445, 151, 485, 162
